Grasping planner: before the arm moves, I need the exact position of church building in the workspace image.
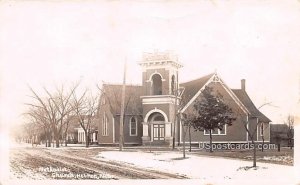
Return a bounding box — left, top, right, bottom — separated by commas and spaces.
97, 51, 271, 146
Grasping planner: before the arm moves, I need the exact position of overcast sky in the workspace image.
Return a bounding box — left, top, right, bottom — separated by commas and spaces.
1, 0, 300, 131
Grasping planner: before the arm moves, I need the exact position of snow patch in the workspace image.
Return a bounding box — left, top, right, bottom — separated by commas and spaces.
96, 150, 295, 183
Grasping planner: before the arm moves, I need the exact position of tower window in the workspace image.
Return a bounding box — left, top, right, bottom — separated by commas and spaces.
152, 74, 162, 95
171, 75, 175, 95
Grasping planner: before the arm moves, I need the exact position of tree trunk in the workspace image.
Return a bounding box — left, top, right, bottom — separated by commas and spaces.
45, 132, 48, 147
277, 143, 281, 152
261, 136, 264, 152
261, 124, 264, 152
63, 131, 67, 147
252, 141, 257, 167
54, 129, 60, 148
85, 131, 89, 148
55, 138, 60, 148
189, 126, 192, 152
289, 138, 293, 149
209, 129, 213, 153
52, 125, 60, 148
48, 130, 52, 147
182, 124, 186, 158
65, 134, 68, 147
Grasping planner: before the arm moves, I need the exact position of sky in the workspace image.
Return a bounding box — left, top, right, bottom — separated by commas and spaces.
1, 0, 300, 133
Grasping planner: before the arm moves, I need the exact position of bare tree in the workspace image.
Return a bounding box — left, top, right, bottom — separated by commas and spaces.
242, 116, 259, 167
237, 105, 272, 167
179, 88, 196, 153
21, 117, 41, 146
285, 114, 294, 149
180, 108, 197, 158
72, 89, 99, 148
177, 87, 194, 158
26, 84, 78, 148
24, 106, 52, 147
257, 102, 276, 152
62, 114, 74, 146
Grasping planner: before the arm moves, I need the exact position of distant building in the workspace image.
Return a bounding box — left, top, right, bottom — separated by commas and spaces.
97, 51, 271, 146
68, 116, 98, 144
270, 124, 294, 147
76, 126, 98, 144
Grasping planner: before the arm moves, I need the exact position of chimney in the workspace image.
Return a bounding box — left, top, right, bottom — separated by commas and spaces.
241, 79, 246, 91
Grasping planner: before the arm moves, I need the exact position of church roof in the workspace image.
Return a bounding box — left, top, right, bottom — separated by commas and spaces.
101, 84, 143, 115
231, 89, 271, 123
100, 73, 271, 123
179, 73, 271, 123
179, 73, 214, 104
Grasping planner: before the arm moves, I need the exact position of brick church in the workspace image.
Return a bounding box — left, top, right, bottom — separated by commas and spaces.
97, 51, 271, 146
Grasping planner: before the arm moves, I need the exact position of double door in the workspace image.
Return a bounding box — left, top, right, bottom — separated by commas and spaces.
153, 124, 165, 141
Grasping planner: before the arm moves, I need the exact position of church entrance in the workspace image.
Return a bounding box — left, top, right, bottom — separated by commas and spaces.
153, 124, 165, 141
142, 109, 172, 146
148, 112, 166, 144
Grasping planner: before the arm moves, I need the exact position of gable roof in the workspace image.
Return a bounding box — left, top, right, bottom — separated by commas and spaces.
179, 73, 249, 114
232, 89, 271, 123
179, 73, 271, 123
180, 73, 214, 105
101, 84, 143, 115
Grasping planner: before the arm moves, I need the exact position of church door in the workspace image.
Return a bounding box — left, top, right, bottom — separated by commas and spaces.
153, 124, 165, 141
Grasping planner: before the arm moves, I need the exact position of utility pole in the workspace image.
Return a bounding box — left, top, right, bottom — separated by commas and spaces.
172, 71, 179, 149
119, 60, 126, 151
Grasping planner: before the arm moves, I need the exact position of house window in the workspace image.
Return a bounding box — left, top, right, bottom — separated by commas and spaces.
204, 125, 227, 135
260, 123, 264, 136
130, 117, 137, 136
102, 114, 108, 136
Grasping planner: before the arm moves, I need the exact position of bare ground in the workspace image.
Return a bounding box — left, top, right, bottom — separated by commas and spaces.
9, 146, 188, 180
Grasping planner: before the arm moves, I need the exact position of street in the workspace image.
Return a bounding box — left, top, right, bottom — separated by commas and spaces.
9, 144, 187, 180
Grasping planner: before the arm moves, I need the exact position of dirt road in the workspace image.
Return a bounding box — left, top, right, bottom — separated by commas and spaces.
9, 146, 188, 180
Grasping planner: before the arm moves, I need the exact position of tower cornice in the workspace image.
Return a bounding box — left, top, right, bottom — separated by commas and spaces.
138, 51, 183, 68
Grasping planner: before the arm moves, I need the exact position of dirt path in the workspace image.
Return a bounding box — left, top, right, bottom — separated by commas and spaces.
9, 147, 188, 180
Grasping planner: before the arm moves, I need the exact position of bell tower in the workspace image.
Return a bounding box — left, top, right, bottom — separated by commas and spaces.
139, 51, 183, 146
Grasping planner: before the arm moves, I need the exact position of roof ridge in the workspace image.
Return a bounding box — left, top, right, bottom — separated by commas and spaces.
103, 83, 142, 87
180, 73, 214, 84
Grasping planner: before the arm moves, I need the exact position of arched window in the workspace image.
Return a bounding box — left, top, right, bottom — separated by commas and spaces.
152, 74, 162, 95
171, 75, 175, 95
130, 117, 137, 136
